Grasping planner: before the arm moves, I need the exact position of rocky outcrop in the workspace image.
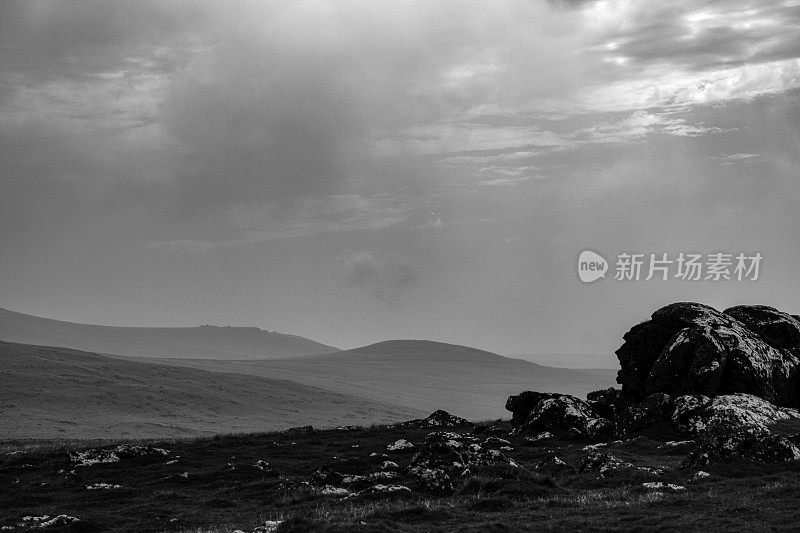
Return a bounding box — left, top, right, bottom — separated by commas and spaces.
507, 392, 612, 439
615, 393, 673, 436
587, 387, 625, 420
407, 431, 518, 493
671, 393, 800, 436
395, 410, 471, 429
685, 429, 800, 466
616, 302, 800, 407
350, 484, 412, 500
4, 515, 82, 530
505, 391, 563, 426
506, 303, 800, 465
69, 445, 169, 467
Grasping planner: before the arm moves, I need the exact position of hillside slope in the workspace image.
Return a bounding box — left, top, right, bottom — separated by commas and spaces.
0, 307, 338, 359
0, 341, 423, 439
143, 340, 617, 421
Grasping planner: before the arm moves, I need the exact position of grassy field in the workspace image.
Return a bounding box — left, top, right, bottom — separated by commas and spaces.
2, 421, 800, 532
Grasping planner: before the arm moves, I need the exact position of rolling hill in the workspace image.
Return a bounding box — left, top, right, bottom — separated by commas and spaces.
0, 307, 338, 360
0, 341, 423, 439
141, 340, 618, 421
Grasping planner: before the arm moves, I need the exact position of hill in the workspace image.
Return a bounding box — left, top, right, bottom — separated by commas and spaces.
0, 307, 338, 359
0, 341, 423, 439
141, 340, 617, 421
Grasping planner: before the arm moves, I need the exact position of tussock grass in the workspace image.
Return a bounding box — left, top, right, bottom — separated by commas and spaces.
3, 423, 800, 532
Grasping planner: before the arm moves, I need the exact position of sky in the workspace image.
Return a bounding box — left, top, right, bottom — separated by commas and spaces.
1, 0, 799, 362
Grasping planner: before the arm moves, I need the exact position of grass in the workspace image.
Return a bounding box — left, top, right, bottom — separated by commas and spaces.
2, 421, 800, 532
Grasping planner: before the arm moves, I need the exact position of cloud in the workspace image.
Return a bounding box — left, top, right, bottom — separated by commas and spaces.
577, 0, 800, 110
341, 251, 415, 304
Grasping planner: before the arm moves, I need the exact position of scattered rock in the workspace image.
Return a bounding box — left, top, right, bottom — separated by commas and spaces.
642, 481, 685, 491
577, 452, 633, 475
380, 461, 399, 471
409, 466, 453, 493
69, 445, 169, 467
254, 460, 278, 476
692, 470, 711, 480
533, 454, 575, 476
10, 515, 81, 529
310, 468, 397, 488
349, 484, 412, 500
284, 425, 314, 435
252, 521, 283, 533
406, 431, 518, 493
86, 482, 121, 490
523, 432, 553, 444
387, 439, 415, 451
319, 485, 351, 497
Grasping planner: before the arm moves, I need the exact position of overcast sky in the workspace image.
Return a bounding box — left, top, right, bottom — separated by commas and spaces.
1, 0, 799, 361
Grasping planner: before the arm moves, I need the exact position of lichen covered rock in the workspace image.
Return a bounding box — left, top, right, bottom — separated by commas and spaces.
395, 410, 472, 429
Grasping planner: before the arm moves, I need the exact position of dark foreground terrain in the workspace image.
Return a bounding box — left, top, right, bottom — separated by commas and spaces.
2, 416, 800, 533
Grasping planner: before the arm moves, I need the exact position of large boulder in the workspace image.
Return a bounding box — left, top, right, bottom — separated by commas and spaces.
616, 302, 800, 407
507, 393, 613, 439
506, 391, 562, 427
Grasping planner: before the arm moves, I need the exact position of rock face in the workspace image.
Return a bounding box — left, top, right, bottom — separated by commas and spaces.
616, 302, 800, 407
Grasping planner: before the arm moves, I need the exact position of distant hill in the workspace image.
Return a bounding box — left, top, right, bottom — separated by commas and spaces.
0, 307, 338, 360
143, 340, 618, 421
0, 341, 422, 439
